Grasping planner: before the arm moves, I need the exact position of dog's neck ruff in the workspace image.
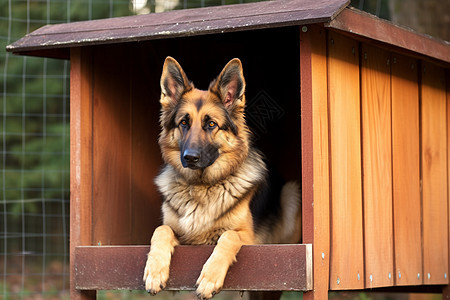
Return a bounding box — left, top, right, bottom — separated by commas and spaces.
155, 150, 265, 244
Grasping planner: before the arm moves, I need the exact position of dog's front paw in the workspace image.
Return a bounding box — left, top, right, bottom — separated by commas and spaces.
143, 254, 170, 295
195, 259, 228, 299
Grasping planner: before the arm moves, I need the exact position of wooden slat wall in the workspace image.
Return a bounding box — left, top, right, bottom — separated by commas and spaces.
328, 32, 365, 290
391, 54, 422, 286
326, 32, 449, 291
92, 45, 133, 245
360, 44, 394, 288
129, 45, 166, 245
421, 61, 448, 285
88, 44, 164, 246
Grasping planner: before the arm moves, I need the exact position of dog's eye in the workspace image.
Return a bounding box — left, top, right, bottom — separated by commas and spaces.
180, 120, 188, 127
208, 121, 217, 128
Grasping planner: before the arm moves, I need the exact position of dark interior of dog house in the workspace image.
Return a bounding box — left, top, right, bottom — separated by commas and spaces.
77, 26, 302, 246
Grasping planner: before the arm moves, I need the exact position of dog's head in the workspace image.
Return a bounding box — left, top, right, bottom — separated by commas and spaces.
158, 57, 250, 184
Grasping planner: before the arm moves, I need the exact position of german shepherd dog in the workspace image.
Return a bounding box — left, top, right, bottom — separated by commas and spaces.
143, 57, 301, 299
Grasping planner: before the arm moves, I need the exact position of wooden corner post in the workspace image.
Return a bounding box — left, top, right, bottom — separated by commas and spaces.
70, 47, 96, 300
300, 25, 330, 300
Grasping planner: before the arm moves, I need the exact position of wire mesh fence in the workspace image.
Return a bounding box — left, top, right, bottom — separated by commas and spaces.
1, 2, 132, 297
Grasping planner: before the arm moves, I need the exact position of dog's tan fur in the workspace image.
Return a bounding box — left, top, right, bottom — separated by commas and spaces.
143, 57, 301, 299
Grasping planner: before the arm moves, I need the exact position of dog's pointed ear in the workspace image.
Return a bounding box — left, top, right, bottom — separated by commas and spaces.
160, 57, 191, 107
210, 58, 246, 110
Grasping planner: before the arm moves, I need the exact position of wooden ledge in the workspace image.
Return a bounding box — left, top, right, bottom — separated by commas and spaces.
75, 244, 312, 291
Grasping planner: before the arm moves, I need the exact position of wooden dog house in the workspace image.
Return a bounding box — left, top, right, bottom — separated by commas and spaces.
7, 0, 450, 299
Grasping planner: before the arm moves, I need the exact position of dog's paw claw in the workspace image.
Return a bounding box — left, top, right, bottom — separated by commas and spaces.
143, 274, 167, 296
143, 257, 170, 296
196, 276, 221, 299
195, 258, 227, 299
196, 290, 217, 300
197, 292, 216, 300
146, 289, 157, 296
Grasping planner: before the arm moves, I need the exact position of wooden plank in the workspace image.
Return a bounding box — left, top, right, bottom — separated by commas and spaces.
360, 44, 394, 288
300, 22, 315, 299
6, 0, 349, 56
300, 24, 330, 300
92, 45, 132, 245
391, 54, 422, 286
444, 70, 450, 298
328, 32, 364, 290
301, 27, 315, 246
421, 61, 448, 285
75, 245, 313, 291
70, 47, 96, 299
326, 8, 450, 64
310, 27, 330, 295
129, 45, 165, 245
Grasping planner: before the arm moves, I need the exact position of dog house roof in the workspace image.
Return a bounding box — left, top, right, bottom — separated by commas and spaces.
6, 0, 450, 63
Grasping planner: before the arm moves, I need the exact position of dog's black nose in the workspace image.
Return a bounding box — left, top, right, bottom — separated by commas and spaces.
181, 146, 218, 169
183, 149, 200, 164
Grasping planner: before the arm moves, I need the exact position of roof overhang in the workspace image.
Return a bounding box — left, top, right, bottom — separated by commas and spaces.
5, 0, 450, 64
327, 8, 450, 64
6, 0, 348, 59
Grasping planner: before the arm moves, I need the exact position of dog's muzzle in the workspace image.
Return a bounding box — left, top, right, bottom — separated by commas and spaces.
181, 146, 219, 169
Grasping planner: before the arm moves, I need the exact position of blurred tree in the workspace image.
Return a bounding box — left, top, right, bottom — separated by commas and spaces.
351, 0, 391, 20
388, 0, 450, 41
351, 0, 450, 41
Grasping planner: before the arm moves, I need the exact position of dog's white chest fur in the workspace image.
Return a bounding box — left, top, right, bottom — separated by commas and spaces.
155, 154, 265, 244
